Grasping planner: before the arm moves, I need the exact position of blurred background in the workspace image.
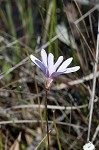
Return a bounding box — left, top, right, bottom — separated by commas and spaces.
0, 0, 99, 149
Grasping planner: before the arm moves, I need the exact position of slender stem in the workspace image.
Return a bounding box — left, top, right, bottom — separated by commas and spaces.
45, 88, 50, 150
87, 15, 99, 142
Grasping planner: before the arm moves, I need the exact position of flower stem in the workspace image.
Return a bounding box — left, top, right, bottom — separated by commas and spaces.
45, 88, 50, 150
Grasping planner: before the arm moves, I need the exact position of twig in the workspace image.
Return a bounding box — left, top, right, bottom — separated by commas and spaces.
73, 0, 99, 5
87, 15, 99, 142
6, 104, 88, 111
0, 120, 84, 129
92, 125, 99, 142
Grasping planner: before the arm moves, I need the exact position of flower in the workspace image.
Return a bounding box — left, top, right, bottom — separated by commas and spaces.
83, 142, 95, 150
30, 49, 80, 89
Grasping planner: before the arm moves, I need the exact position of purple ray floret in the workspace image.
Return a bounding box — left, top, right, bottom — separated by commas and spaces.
30, 49, 80, 88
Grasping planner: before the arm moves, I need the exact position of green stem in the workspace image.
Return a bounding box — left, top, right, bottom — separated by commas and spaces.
53, 111, 62, 150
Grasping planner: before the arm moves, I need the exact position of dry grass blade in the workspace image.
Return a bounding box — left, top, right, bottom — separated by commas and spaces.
35, 130, 51, 150
74, 4, 99, 25
52, 71, 99, 90
92, 125, 99, 142
42, 0, 53, 44
9, 132, 21, 150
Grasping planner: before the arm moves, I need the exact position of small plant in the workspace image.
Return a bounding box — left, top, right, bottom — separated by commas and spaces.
30, 49, 80, 149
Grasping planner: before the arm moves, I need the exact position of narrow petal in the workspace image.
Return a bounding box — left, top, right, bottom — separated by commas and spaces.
30, 55, 47, 74
57, 57, 73, 72
51, 66, 80, 78
51, 72, 64, 78
64, 66, 80, 73
53, 56, 63, 72
41, 49, 47, 67
48, 53, 54, 74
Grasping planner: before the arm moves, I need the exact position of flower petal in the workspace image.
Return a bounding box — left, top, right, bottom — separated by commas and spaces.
48, 53, 54, 74
53, 56, 63, 72
51, 72, 64, 78
51, 66, 80, 78
41, 49, 47, 67
57, 57, 73, 72
30, 54, 47, 74
64, 66, 80, 73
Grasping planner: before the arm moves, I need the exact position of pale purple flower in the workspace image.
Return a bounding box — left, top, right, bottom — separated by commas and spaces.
30, 49, 80, 89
